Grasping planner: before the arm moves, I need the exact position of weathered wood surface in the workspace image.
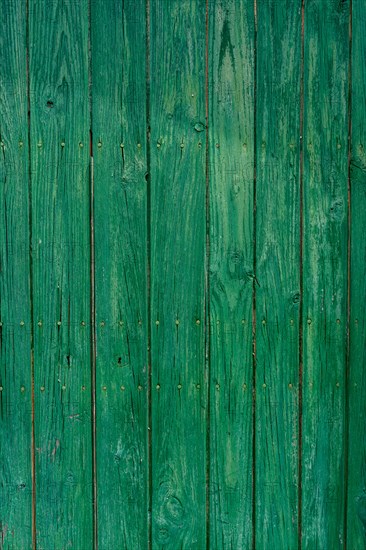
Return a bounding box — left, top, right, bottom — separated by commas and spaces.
208, 0, 254, 547
29, 0, 93, 547
0, 1, 33, 547
150, 1, 207, 547
0, 0, 363, 548
347, 0, 366, 547
92, 0, 149, 547
302, 0, 350, 547
255, 0, 301, 547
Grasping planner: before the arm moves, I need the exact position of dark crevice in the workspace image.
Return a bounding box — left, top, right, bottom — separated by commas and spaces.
344, 0, 353, 547
205, 0, 211, 548
252, 1, 258, 549
146, 0, 152, 548
88, 0, 97, 547
298, 1, 305, 548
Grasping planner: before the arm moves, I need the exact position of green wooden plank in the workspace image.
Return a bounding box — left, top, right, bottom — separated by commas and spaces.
208, 0, 254, 547
28, 0, 93, 546
347, 0, 366, 546
302, 0, 350, 546
150, 0, 207, 547
91, 0, 148, 547
255, 1, 301, 547
0, 1, 33, 547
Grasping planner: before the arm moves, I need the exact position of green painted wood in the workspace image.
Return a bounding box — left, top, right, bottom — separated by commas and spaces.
208, 0, 254, 547
255, 1, 301, 547
0, 1, 33, 547
91, 0, 148, 547
28, 0, 93, 547
302, 0, 350, 547
347, 0, 366, 546
0, 1, 364, 548
150, 0, 207, 547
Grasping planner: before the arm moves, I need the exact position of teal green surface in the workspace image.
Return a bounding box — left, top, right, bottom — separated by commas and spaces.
29, 0, 93, 546
302, 0, 350, 547
0, 1, 32, 547
0, 1, 363, 548
347, 0, 366, 547
150, 1, 207, 547
92, 0, 149, 547
208, 0, 254, 547
255, 1, 302, 547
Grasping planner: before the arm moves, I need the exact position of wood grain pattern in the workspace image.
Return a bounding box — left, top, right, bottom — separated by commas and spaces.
255, 1, 301, 547
0, 1, 364, 547
29, 0, 93, 546
302, 0, 350, 546
91, 0, 148, 547
347, 0, 366, 547
150, 1, 207, 547
208, 0, 254, 547
0, 1, 33, 547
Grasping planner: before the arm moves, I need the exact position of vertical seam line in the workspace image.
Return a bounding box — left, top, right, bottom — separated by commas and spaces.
88, 0, 97, 546
344, 0, 353, 546
146, 0, 152, 547
252, 1, 258, 548
205, 0, 210, 548
298, 0, 305, 548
